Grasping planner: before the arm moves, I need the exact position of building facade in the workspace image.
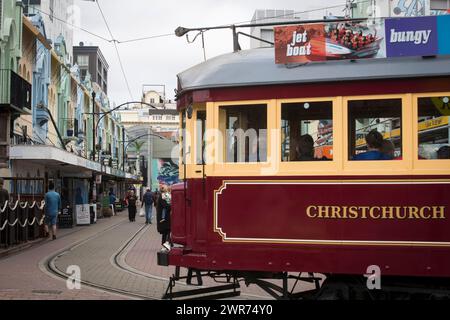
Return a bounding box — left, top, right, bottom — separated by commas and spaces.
73, 44, 109, 94
1, 10, 140, 222
24, 0, 74, 63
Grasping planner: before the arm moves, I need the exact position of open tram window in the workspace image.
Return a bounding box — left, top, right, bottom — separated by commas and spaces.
348, 99, 402, 161
220, 104, 267, 163
418, 96, 450, 160
281, 101, 333, 162
195, 110, 206, 164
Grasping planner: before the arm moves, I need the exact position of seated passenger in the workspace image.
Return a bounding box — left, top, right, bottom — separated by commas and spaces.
380, 139, 396, 160
353, 129, 391, 160
295, 134, 315, 161
437, 145, 450, 159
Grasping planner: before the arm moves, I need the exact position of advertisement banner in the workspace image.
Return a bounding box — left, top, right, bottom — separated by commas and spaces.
274, 15, 449, 65
274, 24, 326, 64
275, 20, 386, 64
385, 16, 438, 57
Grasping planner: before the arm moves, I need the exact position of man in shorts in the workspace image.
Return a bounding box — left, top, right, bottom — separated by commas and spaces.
44, 181, 61, 240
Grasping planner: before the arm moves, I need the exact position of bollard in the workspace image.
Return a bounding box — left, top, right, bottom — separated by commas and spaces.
7, 202, 18, 247
0, 202, 8, 248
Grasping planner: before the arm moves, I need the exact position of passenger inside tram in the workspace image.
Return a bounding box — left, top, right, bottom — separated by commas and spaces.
380, 139, 397, 160
295, 134, 315, 161
437, 145, 450, 159
353, 129, 392, 160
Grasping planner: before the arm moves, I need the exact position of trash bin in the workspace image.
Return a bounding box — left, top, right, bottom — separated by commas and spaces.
89, 204, 97, 224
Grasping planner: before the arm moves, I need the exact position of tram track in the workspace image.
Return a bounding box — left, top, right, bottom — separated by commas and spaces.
43, 219, 269, 300
43, 220, 154, 300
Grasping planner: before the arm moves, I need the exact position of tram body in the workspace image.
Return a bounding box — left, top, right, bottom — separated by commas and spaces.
162, 48, 450, 294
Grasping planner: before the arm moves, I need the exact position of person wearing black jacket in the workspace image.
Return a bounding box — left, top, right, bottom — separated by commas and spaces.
156, 189, 171, 246
126, 190, 138, 222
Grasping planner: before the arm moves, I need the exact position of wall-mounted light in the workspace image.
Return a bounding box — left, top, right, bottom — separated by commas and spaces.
303, 103, 310, 110
186, 104, 193, 119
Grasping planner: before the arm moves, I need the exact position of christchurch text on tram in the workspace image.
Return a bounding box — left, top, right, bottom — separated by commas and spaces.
306, 205, 446, 220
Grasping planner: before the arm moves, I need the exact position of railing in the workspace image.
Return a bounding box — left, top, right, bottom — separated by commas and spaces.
0, 200, 46, 249
0, 69, 32, 112
10, 133, 45, 146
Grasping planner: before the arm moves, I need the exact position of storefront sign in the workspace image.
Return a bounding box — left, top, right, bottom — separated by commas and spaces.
95, 174, 102, 184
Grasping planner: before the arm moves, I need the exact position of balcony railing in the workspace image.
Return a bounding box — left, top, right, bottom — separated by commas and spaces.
0, 69, 32, 113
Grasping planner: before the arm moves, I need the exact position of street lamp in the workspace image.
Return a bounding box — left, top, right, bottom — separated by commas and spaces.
118, 132, 168, 175
85, 99, 158, 161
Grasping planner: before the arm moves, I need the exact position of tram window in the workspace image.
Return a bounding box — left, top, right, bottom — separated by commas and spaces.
196, 111, 206, 164
281, 101, 333, 162
220, 104, 267, 163
418, 96, 450, 160
348, 99, 402, 161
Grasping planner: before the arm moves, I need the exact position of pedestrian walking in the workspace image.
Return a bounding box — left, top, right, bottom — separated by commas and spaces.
0, 178, 9, 206
142, 188, 154, 224
126, 190, 138, 222
156, 186, 171, 249
44, 181, 61, 240
109, 188, 117, 215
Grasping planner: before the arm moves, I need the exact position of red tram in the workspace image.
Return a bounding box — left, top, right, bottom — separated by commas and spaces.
158, 47, 450, 299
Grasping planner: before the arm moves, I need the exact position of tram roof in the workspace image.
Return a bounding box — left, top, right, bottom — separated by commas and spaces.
177, 47, 450, 93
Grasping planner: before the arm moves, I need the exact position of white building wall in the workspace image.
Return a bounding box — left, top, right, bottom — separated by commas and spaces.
27, 0, 74, 63
250, 9, 309, 49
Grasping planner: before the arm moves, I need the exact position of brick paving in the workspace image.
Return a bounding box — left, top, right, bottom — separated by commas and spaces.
53, 213, 172, 299
0, 213, 131, 300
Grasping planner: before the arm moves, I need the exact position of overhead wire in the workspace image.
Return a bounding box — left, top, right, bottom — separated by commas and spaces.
95, 0, 134, 101
29, 6, 112, 43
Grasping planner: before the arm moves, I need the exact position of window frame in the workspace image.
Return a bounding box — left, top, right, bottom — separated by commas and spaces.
413, 91, 450, 174
211, 99, 274, 176
278, 97, 341, 175
343, 94, 412, 174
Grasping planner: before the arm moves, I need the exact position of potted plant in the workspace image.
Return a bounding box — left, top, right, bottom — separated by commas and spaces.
66, 121, 74, 137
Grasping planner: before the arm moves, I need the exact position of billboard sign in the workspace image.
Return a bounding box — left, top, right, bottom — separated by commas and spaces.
275, 15, 449, 64
385, 16, 438, 57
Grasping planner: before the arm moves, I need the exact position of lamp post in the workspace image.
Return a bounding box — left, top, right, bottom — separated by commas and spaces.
91, 91, 96, 160
118, 132, 167, 175
86, 100, 158, 162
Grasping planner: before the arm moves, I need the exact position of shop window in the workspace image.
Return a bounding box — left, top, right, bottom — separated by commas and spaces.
196, 111, 206, 164
282, 101, 333, 162
348, 99, 402, 161
220, 104, 267, 163
418, 96, 450, 160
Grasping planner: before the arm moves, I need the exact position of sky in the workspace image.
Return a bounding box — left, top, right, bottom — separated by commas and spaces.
73, 0, 347, 105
